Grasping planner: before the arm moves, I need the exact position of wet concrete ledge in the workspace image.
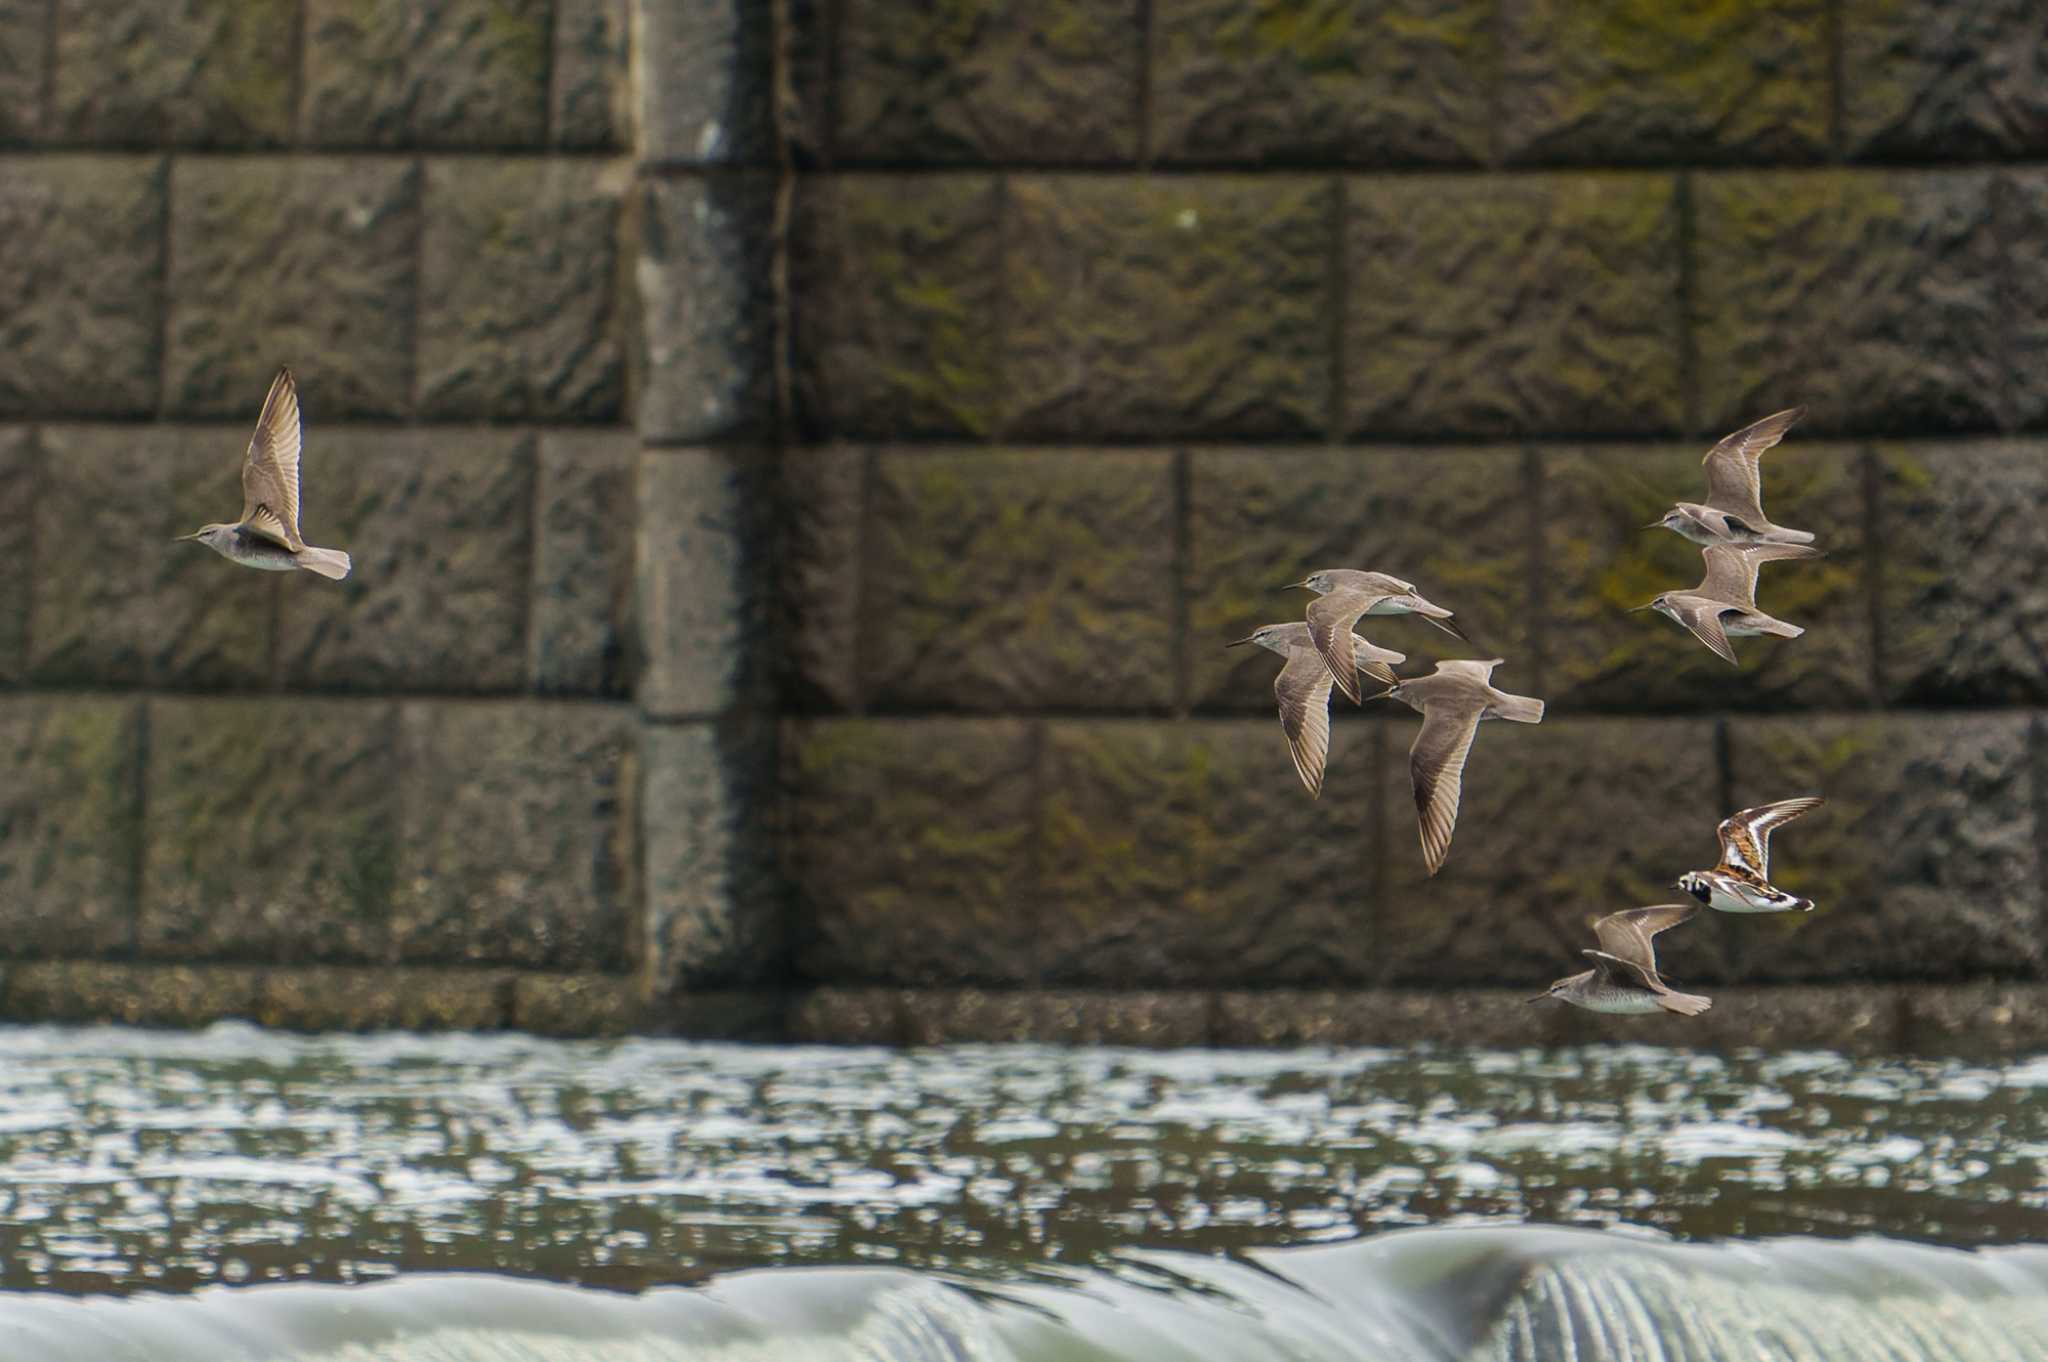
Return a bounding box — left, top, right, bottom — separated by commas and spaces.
3, 964, 2047, 1057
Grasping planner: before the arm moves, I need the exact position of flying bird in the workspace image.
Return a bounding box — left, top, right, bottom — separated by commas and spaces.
177, 367, 352, 580
1675, 796, 1826, 914
1651, 407, 1816, 547
1288, 569, 1467, 703
1639, 542, 1820, 665
1532, 903, 1712, 1016
1377, 658, 1543, 876
1228, 621, 1403, 798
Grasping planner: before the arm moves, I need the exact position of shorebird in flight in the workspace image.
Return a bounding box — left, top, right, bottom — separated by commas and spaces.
177, 367, 352, 580
1676, 796, 1826, 914
1287, 569, 1467, 703
1650, 407, 1816, 547
1533, 903, 1712, 1016
1638, 542, 1820, 665
1375, 658, 1543, 876
1228, 621, 1403, 798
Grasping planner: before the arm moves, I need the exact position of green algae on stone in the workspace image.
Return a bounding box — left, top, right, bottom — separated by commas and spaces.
302, 0, 548, 147
1841, 0, 2048, 158
0, 699, 142, 957
53, 0, 295, 145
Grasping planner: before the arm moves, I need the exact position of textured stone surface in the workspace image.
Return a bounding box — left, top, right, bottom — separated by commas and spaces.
2, 963, 267, 1029
142, 698, 400, 962
1151, 0, 1489, 164
553, 0, 630, 149
781, 446, 865, 712
513, 972, 646, 1036
785, 719, 1038, 984
1727, 714, 2041, 981
862, 450, 1175, 709
166, 157, 419, 420
258, 967, 511, 1032
1995, 171, 2048, 430
1038, 721, 1378, 986
0, 156, 164, 416
1841, 0, 2048, 158
1496, 0, 1828, 164
53, 0, 295, 145
303, 0, 549, 147
1006, 176, 1332, 439
419, 159, 625, 421
792, 175, 999, 439
1876, 442, 2048, 704
0, 0, 41, 141
1560, 983, 1905, 1053
1186, 447, 1534, 710
631, 0, 770, 164
275, 431, 534, 692
638, 176, 775, 442
1905, 984, 2048, 1056
837, 0, 1139, 162
392, 703, 636, 970
1691, 171, 2003, 436
1376, 716, 1727, 986
532, 433, 635, 696
1214, 989, 1577, 1048
642, 721, 780, 989
637, 450, 771, 717
30, 426, 274, 688
899, 989, 1210, 1047
1347, 174, 1681, 436
0, 428, 32, 683
785, 987, 905, 1044
0, 699, 141, 957
1539, 442, 1872, 711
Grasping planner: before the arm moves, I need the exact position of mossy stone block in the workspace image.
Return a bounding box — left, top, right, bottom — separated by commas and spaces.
643, 721, 781, 990
1038, 720, 1378, 986
638, 176, 776, 442
0, 698, 141, 956
1841, 0, 2048, 158
1376, 715, 1727, 986
258, 966, 512, 1031
1727, 714, 2041, 982
1994, 171, 2048, 429
1905, 984, 2048, 1056
0, 427, 33, 683
513, 972, 645, 1036
303, 0, 548, 148
552, 0, 630, 149
899, 989, 1212, 1046
392, 702, 636, 970
53, 0, 295, 146
1346, 173, 1681, 436
792, 174, 1000, 439
165, 157, 419, 420
1497, 0, 1828, 163
1876, 441, 2048, 704
781, 446, 865, 712
1006, 175, 1333, 439
2, 962, 267, 1028
0, 1, 42, 140
785, 987, 907, 1045
837, 0, 1140, 162
532, 433, 635, 697
31, 425, 274, 688
0, 155, 165, 416
142, 697, 400, 962
1539, 442, 1872, 711
785, 718, 1039, 985
630, 0, 772, 164
862, 449, 1175, 709
419, 159, 624, 421
275, 430, 534, 692
1214, 988, 1576, 1048
1152, 0, 1490, 164
1691, 170, 2003, 435
1186, 446, 1533, 711
637, 449, 772, 718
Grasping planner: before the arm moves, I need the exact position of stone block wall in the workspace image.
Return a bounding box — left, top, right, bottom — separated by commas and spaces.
1, 0, 2045, 1047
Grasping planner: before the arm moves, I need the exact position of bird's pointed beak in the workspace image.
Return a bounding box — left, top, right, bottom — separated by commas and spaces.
1225, 635, 1256, 648
173, 531, 201, 542
1640, 521, 1666, 531
1627, 602, 1656, 612
1525, 992, 1552, 1005
1278, 579, 1311, 590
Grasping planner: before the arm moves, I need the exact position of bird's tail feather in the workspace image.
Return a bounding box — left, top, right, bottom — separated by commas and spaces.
1764, 525, 1817, 545
295, 545, 352, 580
1656, 990, 1713, 1017
1492, 692, 1545, 724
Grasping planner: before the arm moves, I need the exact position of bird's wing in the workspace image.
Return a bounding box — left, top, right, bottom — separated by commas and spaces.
238, 367, 304, 550
1306, 589, 1390, 704
1701, 406, 1804, 526
1717, 795, 1824, 878
1581, 948, 1665, 993
1409, 701, 1486, 877
1275, 647, 1337, 798
1666, 597, 1740, 666
1699, 543, 1819, 608
1592, 903, 1699, 975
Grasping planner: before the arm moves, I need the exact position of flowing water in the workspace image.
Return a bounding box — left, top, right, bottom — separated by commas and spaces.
0, 1022, 2043, 1358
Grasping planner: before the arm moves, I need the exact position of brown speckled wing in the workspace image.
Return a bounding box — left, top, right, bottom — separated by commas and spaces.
1716, 795, 1825, 878
1701, 406, 1803, 527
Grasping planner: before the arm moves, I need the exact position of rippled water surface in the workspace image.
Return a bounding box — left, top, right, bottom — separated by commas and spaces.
0, 1024, 2041, 1296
